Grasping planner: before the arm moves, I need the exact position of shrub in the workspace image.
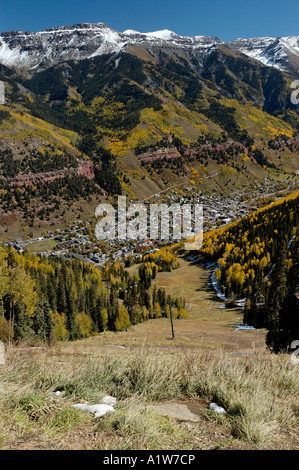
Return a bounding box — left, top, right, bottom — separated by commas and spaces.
0, 317, 13, 344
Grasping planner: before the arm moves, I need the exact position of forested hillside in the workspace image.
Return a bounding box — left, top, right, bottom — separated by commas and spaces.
1, 48, 298, 238
197, 190, 299, 350
0, 245, 187, 344
1, 49, 298, 186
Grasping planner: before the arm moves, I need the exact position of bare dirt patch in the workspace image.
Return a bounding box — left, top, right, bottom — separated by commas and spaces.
151, 398, 208, 422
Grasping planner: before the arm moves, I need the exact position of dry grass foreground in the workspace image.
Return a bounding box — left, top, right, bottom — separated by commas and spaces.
0, 260, 298, 450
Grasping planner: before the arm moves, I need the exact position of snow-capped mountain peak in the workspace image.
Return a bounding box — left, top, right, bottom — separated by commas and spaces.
0, 22, 298, 75
143, 29, 178, 40
229, 36, 299, 73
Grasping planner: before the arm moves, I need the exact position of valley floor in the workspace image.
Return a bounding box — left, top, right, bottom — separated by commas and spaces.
125, 258, 267, 351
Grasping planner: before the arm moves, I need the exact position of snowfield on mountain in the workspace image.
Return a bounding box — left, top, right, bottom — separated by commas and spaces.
0, 22, 298, 75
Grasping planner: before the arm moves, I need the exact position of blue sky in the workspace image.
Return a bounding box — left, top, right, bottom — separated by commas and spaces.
0, 0, 298, 40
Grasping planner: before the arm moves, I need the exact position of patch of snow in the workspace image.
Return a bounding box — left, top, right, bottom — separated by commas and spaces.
101, 395, 117, 405
233, 36, 299, 71
73, 403, 115, 418
211, 265, 228, 301
287, 235, 296, 249
114, 57, 121, 68
49, 391, 61, 396
0, 39, 30, 67
144, 29, 178, 41
234, 324, 255, 331
187, 254, 198, 261
209, 403, 227, 414
123, 29, 141, 36
88, 30, 126, 57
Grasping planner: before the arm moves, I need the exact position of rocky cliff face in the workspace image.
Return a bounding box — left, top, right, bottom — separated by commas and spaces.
228, 36, 299, 76
0, 22, 298, 76
1, 160, 96, 187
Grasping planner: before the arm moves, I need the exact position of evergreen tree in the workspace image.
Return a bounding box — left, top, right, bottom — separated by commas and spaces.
34, 297, 54, 344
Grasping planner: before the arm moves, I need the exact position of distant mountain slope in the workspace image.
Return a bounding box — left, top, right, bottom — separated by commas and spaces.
13, 50, 297, 147
0, 48, 297, 192
0, 23, 298, 236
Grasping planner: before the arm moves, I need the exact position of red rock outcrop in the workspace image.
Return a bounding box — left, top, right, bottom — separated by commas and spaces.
2, 160, 96, 187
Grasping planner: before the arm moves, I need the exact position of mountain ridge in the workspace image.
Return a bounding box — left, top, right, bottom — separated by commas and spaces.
0, 22, 298, 76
